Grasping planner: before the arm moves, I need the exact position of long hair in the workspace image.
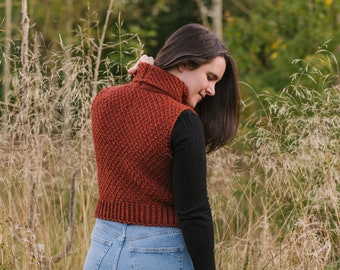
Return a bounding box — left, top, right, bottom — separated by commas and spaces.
155, 24, 240, 152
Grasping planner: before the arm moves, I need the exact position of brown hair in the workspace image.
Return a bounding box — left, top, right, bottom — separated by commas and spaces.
155, 23, 240, 152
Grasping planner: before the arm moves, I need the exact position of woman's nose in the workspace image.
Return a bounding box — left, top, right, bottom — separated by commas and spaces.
206, 84, 216, 96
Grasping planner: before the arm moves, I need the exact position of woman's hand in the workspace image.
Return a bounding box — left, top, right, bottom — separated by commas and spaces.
128, 54, 154, 74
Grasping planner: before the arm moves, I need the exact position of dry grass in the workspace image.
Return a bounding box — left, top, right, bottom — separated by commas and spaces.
208, 45, 340, 269
1, 19, 339, 270
0, 14, 142, 269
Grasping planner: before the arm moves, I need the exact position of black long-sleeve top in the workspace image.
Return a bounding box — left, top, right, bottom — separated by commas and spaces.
171, 110, 216, 270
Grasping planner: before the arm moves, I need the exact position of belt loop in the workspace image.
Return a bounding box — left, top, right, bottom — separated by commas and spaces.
118, 222, 128, 243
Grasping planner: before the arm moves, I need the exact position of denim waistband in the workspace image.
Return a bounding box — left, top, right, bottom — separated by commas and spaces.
94, 218, 182, 242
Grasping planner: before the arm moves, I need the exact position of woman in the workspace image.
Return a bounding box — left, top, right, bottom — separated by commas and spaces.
84, 23, 239, 270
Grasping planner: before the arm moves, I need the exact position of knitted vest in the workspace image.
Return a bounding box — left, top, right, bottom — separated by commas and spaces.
91, 63, 193, 227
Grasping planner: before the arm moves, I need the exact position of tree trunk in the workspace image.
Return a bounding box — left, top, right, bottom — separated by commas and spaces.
212, 0, 223, 40
194, 0, 209, 28
194, 0, 223, 39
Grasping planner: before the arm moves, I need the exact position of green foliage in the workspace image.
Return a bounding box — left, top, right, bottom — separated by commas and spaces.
119, 0, 201, 55
2, 0, 339, 95
224, 0, 340, 92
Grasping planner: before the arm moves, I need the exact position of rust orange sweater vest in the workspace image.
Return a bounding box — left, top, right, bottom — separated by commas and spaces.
91, 63, 192, 227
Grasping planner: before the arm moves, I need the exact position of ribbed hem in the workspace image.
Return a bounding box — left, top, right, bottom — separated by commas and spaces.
94, 200, 179, 227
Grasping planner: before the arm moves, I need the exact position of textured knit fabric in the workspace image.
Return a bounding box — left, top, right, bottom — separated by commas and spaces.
91, 63, 193, 227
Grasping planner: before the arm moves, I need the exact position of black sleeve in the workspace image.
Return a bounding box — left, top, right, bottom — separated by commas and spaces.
170, 110, 216, 270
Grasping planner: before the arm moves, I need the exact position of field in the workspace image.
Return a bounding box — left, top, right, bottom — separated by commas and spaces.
0, 24, 339, 270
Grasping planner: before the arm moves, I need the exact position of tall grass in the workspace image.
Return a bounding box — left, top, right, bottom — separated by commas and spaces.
0, 12, 142, 269
1, 15, 339, 270
209, 44, 339, 269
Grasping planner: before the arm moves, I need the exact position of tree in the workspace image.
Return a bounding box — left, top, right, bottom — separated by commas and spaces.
195, 0, 223, 38
223, 0, 340, 92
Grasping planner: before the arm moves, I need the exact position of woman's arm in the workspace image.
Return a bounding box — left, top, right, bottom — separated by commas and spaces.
171, 110, 216, 270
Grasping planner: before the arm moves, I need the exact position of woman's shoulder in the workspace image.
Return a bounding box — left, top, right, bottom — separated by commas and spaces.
174, 110, 203, 133
178, 110, 200, 121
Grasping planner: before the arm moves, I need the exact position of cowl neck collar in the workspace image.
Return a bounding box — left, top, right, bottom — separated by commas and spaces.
132, 63, 189, 104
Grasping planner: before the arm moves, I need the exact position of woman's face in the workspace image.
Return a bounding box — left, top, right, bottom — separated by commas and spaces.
174, 56, 226, 108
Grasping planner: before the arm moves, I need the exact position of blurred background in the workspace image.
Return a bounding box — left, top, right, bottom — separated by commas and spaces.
1, 0, 339, 95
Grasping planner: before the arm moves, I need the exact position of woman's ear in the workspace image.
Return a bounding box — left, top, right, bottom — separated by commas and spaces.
177, 63, 186, 73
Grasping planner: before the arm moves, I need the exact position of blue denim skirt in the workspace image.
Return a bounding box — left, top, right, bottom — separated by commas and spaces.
83, 218, 194, 270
